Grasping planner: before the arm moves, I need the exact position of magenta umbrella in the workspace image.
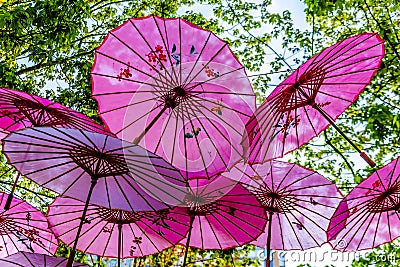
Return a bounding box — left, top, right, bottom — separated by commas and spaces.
178, 176, 267, 267
222, 160, 343, 266
328, 157, 400, 251
2, 127, 188, 266
0, 192, 58, 258
0, 252, 88, 267
91, 15, 256, 179
0, 87, 111, 210
246, 33, 384, 166
47, 197, 190, 266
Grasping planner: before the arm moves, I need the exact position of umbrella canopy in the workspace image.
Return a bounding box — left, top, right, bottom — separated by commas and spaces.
246, 33, 384, 166
0, 88, 112, 210
47, 197, 190, 264
0, 252, 88, 267
91, 15, 256, 179
0, 192, 57, 258
178, 177, 266, 266
222, 161, 343, 265
0, 88, 110, 135
3, 127, 187, 211
2, 126, 188, 266
328, 157, 400, 251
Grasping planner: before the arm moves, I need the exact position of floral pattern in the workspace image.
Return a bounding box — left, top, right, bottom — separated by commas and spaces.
272, 113, 301, 140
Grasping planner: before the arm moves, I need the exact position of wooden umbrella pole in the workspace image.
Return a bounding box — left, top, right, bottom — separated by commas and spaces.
4, 173, 21, 210
297, 87, 376, 167
182, 214, 195, 267
133, 106, 168, 144
118, 210, 123, 267
265, 211, 273, 267
66, 178, 98, 267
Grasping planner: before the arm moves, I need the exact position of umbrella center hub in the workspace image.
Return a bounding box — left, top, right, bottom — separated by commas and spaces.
371, 185, 400, 212
163, 86, 190, 109
253, 187, 293, 213
14, 99, 70, 126
278, 67, 326, 112
70, 146, 130, 178
185, 194, 218, 216
0, 215, 16, 234
97, 208, 145, 224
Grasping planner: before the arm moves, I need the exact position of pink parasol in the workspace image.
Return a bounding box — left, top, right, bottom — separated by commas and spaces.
47, 197, 190, 266
328, 157, 400, 251
0, 87, 112, 210
222, 160, 343, 265
2, 127, 188, 266
178, 177, 267, 266
91, 15, 256, 179
0, 252, 88, 267
246, 33, 384, 166
0, 192, 57, 258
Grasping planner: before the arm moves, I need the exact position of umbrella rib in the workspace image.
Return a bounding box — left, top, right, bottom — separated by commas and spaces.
98, 94, 161, 115
203, 215, 223, 250
279, 210, 305, 250
306, 33, 372, 74
100, 223, 116, 258
275, 164, 298, 192
180, 32, 212, 87
302, 105, 318, 136
388, 158, 399, 188
112, 102, 165, 136
184, 65, 244, 94
152, 15, 180, 86
217, 201, 267, 225
39, 164, 83, 188
92, 86, 170, 96
180, 101, 228, 176
183, 95, 244, 146
317, 37, 383, 74
104, 178, 112, 209
127, 19, 177, 88
152, 104, 175, 155
332, 202, 379, 247
106, 31, 174, 89
180, 102, 211, 179
208, 210, 244, 247
189, 94, 253, 118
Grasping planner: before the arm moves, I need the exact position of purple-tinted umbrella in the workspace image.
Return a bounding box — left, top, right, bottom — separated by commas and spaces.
47, 197, 190, 266
91, 15, 256, 179
2, 127, 188, 266
328, 157, 400, 251
0, 87, 112, 210
178, 177, 267, 267
246, 33, 384, 166
222, 161, 343, 266
0, 252, 88, 267
0, 192, 58, 258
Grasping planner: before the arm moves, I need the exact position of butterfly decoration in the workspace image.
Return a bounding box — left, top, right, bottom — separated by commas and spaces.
292, 221, 304, 230
210, 98, 223, 115
184, 127, 201, 139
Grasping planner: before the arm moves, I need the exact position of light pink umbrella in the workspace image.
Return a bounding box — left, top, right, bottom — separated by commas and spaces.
246, 33, 384, 166
0, 192, 57, 258
47, 197, 190, 266
179, 177, 267, 267
222, 161, 343, 266
328, 157, 400, 251
0, 88, 112, 210
91, 15, 256, 179
2, 127, 188, 266
0, 252, 88, 267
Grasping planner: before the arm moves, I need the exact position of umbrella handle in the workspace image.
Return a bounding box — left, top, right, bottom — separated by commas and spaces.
360, 152, 376, 168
